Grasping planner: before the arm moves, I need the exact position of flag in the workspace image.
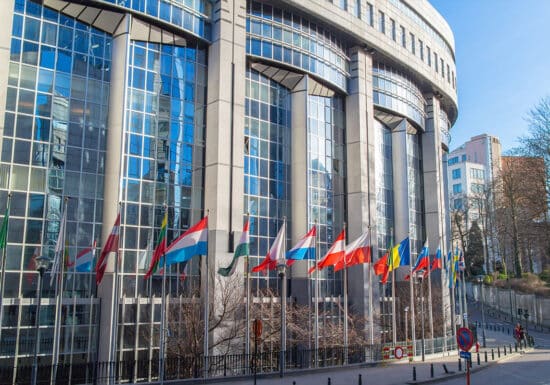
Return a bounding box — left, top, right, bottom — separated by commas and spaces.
334, 232, 371, 271
308, 229, 345, 274
373, 252, 390, 284
218, 220, 250, 276
286, 226, 316, 260
389, 237, 410, 271
458, 250, 466, 271
413, 240, 430, 273
144, 211, 168, 279
0, 203, 9, 249
430, 248, 442, 271
64, 239, 73, 269
25, 247, 40, 285
50, 208, 67, 286
74, 241, 96, 272
159, 216, 208, 268
252, 222, 286, 273
95, 213, 121, 285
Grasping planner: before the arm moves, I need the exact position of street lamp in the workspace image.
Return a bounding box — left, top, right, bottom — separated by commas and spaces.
477, 276, 486, 348
277, 260, 287, 378
523, 310, 529, 346
404, 306, 409, 343
31, 255, 50, 385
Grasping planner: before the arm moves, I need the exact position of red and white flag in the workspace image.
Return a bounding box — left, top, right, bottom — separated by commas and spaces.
309, 229, 345, 274
95, 213, 120, 285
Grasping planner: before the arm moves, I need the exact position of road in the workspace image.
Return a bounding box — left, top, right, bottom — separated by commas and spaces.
433, 348, 550, 385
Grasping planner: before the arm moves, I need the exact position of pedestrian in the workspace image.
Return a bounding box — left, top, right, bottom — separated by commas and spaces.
514, 323, 522, 347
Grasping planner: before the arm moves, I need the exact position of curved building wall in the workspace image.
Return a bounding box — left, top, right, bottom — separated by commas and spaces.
0, 0, 458, 379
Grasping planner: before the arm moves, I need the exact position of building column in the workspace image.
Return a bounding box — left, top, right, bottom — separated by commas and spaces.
97, 14, 131, 363
422, 93, 452, 334
288, 76, 309, 305
391, 120, 410, 245
205, 0, 246, 354
345, 47, 378, 331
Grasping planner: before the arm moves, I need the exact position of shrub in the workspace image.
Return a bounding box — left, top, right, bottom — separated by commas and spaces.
483, 275, 493, 284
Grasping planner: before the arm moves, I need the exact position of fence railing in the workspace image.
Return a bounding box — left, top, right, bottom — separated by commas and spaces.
0, 337, 455, 384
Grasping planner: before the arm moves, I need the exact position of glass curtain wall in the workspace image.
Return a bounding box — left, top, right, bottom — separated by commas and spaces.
374, 118, 393, 343
244, 69, 291, 294
118, 41, 207, 364
307, 94, 346, 298
1, 0, 110, 369
407, 133, 424, 259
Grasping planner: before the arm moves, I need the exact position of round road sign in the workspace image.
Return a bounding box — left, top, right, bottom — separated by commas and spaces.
394, 346, 404, 360
456, 327, 474, 351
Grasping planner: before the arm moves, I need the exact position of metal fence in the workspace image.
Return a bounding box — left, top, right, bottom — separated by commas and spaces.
0, 337, 455, 384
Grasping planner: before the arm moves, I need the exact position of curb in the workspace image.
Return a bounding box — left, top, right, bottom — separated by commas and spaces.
405, 350, 530, 385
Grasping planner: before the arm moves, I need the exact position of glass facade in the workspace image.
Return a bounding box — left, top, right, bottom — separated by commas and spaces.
95, 0, 212, 40
1, 0, 112, 369
372, 63, 426, 129
246, 1, 349, 92
307, 94, 346, 297
374, 118, 393, 253
118, 40, 207, 363
406, 133, 424, 259
244, 69, 291, 292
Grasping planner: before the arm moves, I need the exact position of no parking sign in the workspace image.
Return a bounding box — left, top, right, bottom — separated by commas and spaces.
456, 327, 474, 351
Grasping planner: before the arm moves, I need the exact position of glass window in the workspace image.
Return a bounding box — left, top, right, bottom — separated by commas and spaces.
400, 26, 406, 48
452, 183, 462, 194
390, 18, 396, 41
378, 11, 385, 34
451, 168, 461, 179
367, 2, 373, 26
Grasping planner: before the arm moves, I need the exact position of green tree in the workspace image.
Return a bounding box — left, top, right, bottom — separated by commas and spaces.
465, 221, 484, 276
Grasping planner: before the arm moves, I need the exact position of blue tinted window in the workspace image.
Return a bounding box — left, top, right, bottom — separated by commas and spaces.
452, 168, 461, 179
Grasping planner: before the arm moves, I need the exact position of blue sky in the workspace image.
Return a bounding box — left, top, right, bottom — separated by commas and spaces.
429, 0, 550, 152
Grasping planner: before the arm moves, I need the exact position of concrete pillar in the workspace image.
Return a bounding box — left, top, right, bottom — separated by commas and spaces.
391, 120, 410, 243
97, 14, 131, 363
288, 76, 309, 305
345, 47, 378, 330
423, 94, 452, 332
205, 0, 246, 262
205, 0, 246, 354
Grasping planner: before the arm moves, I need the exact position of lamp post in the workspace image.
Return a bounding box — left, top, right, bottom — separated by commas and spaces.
523, 310, 529, 345
277, 261, 287, 378
404, 306, 409, 343
477, 276, 486, 348
31, 255, 50, 385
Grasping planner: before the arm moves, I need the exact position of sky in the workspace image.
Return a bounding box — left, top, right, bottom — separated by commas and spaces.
429, 0, 550, 152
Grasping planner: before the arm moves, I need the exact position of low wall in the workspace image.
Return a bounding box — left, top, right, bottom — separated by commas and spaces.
466, 282, 550, 328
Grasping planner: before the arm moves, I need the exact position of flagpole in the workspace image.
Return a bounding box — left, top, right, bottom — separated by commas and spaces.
460, 251, 468, 328
427, 245, 434, 342
314, 220, 319, 367
368, 225, 374, 345
409, 235, 416, 354
0, 193, 12, 346
390, 228, 397, 346
110, 203, 122, 384
343, 223, 348, 364
159, 205, 167, 384
439, 239, 447, 352
449, 246, 457, 346
203, 210, 210, 377
245, 213, 251, 362
52, 196, 69, 383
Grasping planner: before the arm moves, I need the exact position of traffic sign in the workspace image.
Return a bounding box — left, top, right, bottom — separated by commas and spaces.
456, 327, 474, 351
459, 351, 471, 360
394, 346, 404, 360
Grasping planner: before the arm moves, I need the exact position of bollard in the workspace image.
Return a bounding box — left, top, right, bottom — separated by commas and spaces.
497, 347, 501, 358
477, 352, 480, 366
509, 344, 512, 354
293, 382, 296, 385
430, 363, 434, 378
491, 349, 494, 360
413, 366, 417, 382
503, 345, 507, 356
358, 374, 362, 385
458, 358, 462, 372
515, 343, 518, 352
484, 351, 488, 363
328, 378, 331, 385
